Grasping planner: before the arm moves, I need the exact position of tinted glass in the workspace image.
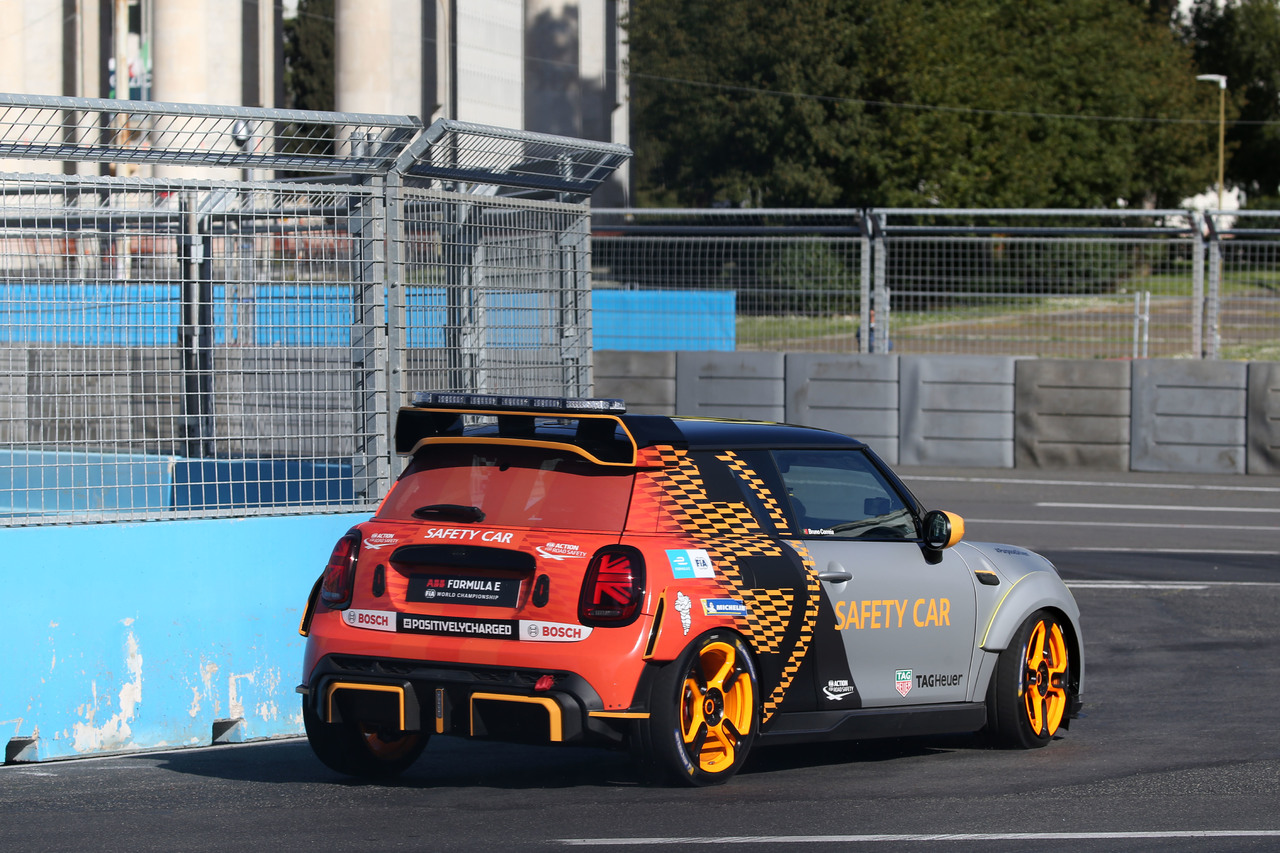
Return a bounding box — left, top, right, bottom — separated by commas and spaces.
379, 445, 634, 531
772, 448, 917, 540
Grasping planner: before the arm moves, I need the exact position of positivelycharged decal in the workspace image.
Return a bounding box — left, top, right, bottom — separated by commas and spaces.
398, 614, 516, 638
406, 574, 521, 607
895, 669, 913, 697
519, 620, 593, 642
343, 609, 398, 632
667, 548, 715, 579
702, 598, 749, 618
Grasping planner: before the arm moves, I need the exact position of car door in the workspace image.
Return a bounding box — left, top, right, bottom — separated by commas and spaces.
773, 448, 978, 709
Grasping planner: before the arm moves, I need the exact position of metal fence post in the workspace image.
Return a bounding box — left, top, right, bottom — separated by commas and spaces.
859, 211, 872, 354
1192, 211, 1205, 358
871, 211, 889, 354
1205, 212, 1222, 359
350, 176, 391, 503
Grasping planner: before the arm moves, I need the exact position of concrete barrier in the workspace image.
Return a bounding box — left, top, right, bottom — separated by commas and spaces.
898, 355, 1016, 467
1131, 360, 1247, 474
1247, 362, 1280, 475
1015, 360, 1131, 470
594, 350, 677, 415
785, 353, 900, 463
675, 352, 786, 421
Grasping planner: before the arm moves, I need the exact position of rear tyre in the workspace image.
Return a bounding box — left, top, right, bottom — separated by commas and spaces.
635, 630, 759, 786
302, 699, 428, 779
987, 609, 1071, 749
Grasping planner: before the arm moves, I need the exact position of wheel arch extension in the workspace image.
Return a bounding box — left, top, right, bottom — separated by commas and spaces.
629, 626, 761, 712
979, 573, 1085, 702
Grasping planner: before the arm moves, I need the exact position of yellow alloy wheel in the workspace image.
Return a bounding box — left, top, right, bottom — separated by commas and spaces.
678, 640, 755, 773
1022, 617, 1069, 737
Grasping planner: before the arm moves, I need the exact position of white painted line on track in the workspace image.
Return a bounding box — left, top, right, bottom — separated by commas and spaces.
907, 475, 1280, 494
969, 517, 1280, 532
1060, 547, 1279, 555
1067, 580, 1279, 589
1037, 502, 1280, 513
559, 830, 1280, 846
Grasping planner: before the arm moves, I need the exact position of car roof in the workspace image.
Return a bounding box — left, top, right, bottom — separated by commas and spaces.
625, 414, 865, 451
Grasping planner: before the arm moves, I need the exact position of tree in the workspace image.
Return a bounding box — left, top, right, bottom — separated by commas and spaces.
283, 0, 335, 113
1185, 0, 1280, 205
627, 0, 1209, 209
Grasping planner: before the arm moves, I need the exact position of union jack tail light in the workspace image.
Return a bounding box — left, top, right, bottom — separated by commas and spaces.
320, 531, 361, 610
578, 546, 645, 627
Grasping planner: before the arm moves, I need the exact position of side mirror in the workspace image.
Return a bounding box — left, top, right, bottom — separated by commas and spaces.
922, 509, 965, 551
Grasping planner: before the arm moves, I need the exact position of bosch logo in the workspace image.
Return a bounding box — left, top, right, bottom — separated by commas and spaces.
355, 612, 389, 627
541, 625, 583, 639
528, 623, 539, 638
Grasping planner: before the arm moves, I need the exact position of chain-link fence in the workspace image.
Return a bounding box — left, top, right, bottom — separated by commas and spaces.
0, 94, 628, 527
592, 208, 1280, 360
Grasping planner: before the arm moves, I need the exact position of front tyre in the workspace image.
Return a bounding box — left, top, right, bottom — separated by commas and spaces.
636, 630, 759, 786
988, 609, 1071, 749
302, 699, 428, 779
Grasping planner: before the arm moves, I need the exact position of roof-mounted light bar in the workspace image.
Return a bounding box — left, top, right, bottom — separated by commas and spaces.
409, 392, 627, 415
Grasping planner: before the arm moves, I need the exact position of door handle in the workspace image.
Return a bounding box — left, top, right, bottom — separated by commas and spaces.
818, 570, 853, 583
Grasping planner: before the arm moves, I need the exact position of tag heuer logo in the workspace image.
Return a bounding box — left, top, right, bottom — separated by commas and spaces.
895, 669, 912, 697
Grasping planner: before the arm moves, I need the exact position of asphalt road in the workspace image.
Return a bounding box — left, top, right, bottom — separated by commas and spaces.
3, 467, 1278, 852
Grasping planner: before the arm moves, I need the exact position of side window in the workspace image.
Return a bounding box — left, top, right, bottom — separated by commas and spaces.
772, 449, 918, 540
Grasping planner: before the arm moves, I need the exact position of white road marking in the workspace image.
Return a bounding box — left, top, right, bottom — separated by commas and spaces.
908, 474, 1280, 494
1062, 547, 1279, 555
1067, 580, 1279, 589
559, 830, 1280, 846
969, 517, 1280, 532
1037, 502, 1280, 513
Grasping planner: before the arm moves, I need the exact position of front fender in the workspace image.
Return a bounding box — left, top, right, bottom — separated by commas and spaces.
979, 569, 1080, 651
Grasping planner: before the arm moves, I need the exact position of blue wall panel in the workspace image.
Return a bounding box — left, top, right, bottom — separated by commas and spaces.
594, 290, 735, 351
2, 513, 366, 761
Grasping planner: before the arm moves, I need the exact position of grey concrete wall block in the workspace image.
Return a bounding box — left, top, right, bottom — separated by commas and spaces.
785, 353, 900, 463
899, 355, 1016, 468
1247, 362, 1280, 474
593, 350, 677, 415
1015, 359, 1131, 470
1131, 360, 1247, 474
675, 352, 786, 421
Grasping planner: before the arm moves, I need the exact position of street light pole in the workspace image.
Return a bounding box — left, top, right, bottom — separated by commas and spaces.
1196, 74, 1227, 209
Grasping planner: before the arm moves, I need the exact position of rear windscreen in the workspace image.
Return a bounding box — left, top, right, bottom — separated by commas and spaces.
378, 444, 635, 531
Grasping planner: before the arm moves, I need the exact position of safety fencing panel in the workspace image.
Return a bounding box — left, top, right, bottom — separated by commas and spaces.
1207, 210, 1280, 362
590, 209, 869, 352
0, 94, 629, 527
592, 208, 1249, 359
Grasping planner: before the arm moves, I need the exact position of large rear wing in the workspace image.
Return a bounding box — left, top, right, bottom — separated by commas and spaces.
394, 393, 640, 466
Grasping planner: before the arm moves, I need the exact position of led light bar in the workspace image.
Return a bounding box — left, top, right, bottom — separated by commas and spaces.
408, 392, 627, 415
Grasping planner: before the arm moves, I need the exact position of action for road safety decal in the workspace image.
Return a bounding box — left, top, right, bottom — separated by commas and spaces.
341, 609, 592, 641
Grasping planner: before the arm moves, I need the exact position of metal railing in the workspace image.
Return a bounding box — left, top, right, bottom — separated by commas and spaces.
591, 208, 1280, 360
0, 94, 629, 527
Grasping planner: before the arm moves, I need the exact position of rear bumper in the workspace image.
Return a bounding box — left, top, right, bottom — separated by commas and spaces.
300, 653, 640, 746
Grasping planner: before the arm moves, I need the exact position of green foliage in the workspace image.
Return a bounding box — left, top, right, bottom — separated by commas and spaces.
627, 0, 1209, 209
281, 0, 335, 169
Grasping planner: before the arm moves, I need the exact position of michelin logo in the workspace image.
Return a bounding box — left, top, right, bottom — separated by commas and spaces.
674, 591, 692, 635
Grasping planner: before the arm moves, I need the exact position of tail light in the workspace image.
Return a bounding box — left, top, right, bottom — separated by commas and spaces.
320, 531, 360, 610
579, 546, 645, 627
